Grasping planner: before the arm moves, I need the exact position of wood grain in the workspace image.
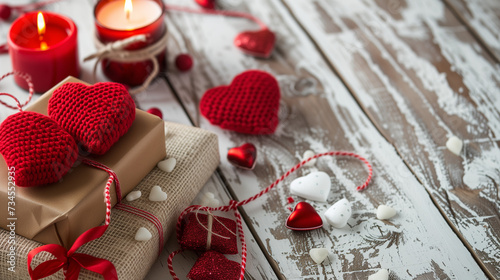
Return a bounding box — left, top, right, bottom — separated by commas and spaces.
444, 0, 500, 62
282, 0, 500, 278
163, 0, 486, 278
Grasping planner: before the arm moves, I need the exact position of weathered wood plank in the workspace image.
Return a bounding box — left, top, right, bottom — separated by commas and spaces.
283, 0, 500, 278
164, 0, 486, 278
444, 0, 500, 62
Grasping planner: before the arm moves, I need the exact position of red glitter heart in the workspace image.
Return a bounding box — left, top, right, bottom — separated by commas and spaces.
48, 82, 135, 155
199, 70, 280, 134
286, 202, 323, 231
234, 28, 275, 58
187, 251, 240, 280
227, 143, 257, 170
0, 112, 78, 187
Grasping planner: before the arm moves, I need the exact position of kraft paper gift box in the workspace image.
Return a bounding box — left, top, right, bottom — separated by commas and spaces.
0, 77, 220, 279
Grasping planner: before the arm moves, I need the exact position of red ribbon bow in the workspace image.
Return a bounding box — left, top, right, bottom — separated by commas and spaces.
27, 225, 117, 280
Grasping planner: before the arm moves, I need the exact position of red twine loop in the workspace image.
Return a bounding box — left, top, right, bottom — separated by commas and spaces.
168, 151, 373, 280
0, 71, 34, 111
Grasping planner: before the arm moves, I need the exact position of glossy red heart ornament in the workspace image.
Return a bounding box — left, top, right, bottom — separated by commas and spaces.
0, 111, 78, 187
227, 143, 257, 170
187, 251, 241, 280
48, 82, 135, 155
234, 28, 275, 58
195, 0, 215, 9
286, 202, 323, 231
200, 70, 280, 134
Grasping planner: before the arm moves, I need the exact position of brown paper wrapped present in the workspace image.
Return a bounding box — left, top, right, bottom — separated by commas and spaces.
0, 78, 219, 279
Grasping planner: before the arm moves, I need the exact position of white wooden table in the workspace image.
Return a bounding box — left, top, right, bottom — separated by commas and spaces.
1, 0, 499, 279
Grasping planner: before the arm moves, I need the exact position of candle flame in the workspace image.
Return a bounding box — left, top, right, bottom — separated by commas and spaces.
124, 0, 133, 20
37, 12, 46, 38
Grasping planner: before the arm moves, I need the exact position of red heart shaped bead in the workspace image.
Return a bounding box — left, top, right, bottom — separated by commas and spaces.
234, 28, 276, 58
227, 143, 257, 170
286, 202, 323, 231
195, 0, 215, 9
0, 111, 78, 187
48, 82, 136, 155
200, 70, 280, 134
187, 251, 241, 280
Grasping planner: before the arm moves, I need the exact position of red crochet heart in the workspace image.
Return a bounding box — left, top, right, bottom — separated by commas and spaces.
227, 143, 257, 170
187, 251, 241, 280
0, 111, 78, 187
48, 82, 136, 155
200, 70, 280, 134
286, 202, 323, 231
234, 28, 275, 58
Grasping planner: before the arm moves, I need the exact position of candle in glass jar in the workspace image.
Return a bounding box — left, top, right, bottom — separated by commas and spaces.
8, 11, 79, 92
94, 0, 166, 86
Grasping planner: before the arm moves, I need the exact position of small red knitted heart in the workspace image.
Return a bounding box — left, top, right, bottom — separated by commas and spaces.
234, 28, 275, 58
0, 111, 78, 187
286, 202, 323, 231
187, 251, 241, 280
48, 82, 136, 155
200, 70, 280, 134
227, 143, 257, 170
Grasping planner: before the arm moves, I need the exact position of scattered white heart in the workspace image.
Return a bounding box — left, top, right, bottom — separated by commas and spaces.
303, 150, 317, 167
309, 248, 329, 264
125, 190, 141, 202
135, 227, 152, 242
149, 185, 168, 201
199, 192, 220, 208
446, 136, 463, 156
377, 205, 397, 220
157, 158, 176, 173
368, 269, 389, 280
290, 171, 331, 202
324, 198, 351, 228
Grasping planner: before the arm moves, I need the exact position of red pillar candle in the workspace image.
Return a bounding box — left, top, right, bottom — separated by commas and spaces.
94, 0, 166, 87
8, 11, 79, 93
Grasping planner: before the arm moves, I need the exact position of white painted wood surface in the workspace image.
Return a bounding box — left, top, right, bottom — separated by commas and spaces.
283, 0, 500, 277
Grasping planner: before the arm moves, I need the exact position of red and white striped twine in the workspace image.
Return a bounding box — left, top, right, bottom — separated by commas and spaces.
168, 151, 373, 280
0, 71, 34, 111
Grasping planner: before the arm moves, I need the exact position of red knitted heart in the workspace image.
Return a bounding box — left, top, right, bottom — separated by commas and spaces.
187, 251, 241, 280
0, 111, 78, 187
200, 70, 280, 134
234, 28, 275, 58
286, 202, 323, 231
48, 82, 136, 155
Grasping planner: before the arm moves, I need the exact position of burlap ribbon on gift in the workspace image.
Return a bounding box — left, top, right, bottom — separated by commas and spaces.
0, 122, 219, 280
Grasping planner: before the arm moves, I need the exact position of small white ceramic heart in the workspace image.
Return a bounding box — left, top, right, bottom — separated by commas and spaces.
303, 150, 317, 167
377, 205, 397, 220
126, 190, 141, 202
199, 192, 220, 208
157, 158, 177, 173
290, 171, 331, 202
324, 198, 351, 228
446, 136, 463, 156
135, 227, 152, 241
368, 269, 389, 280
149, 185, 167, 201
309, 248, 329, 264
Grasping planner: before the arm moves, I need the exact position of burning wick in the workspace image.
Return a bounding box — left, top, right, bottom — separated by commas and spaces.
37, 12, 48, 50
124, 0, 133, 20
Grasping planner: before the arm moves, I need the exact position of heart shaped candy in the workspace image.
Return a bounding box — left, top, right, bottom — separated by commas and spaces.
0, 112, 78, 187
227, 143, 257, 170
234, 28, 276, 58
126, 190, 141, 202
149, 185, 167, 201
324, 198, 351, 228
48, 82, 136, 155
200, 70, 280, 135
286, 202, 323, 231
309, 248, 329, 264
157, 158, 176, 173
376, 205, 397, 220
134, 227, 152, 241
290, 171, 331, 202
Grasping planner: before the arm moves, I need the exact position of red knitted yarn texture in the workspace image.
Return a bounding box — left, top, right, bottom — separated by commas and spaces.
199, 70, 280, 134
0, 111, 78, 187
48, 82, 136, 155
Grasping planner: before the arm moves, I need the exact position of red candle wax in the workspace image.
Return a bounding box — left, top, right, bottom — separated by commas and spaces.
94, 0, 166, 87
8, 12, 79, 93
